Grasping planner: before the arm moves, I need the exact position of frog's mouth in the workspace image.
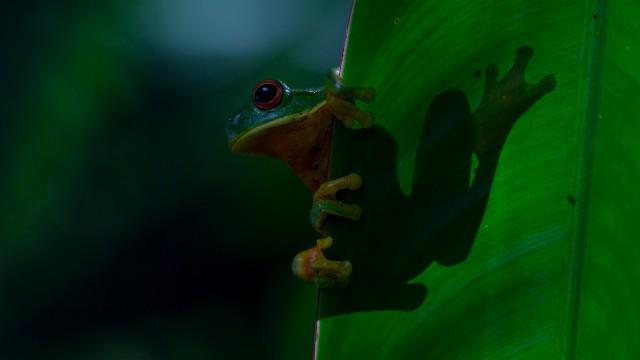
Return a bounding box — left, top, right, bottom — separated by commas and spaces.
230, 114, 300, 153
229, 101, 326, 154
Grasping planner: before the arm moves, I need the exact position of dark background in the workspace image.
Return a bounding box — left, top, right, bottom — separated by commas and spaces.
1, 1, 350, 358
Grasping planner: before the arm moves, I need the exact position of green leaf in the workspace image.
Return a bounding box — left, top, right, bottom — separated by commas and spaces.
315, 0, 640, 358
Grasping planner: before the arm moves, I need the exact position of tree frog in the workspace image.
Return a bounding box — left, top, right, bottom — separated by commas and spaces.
227, 70, 375, 287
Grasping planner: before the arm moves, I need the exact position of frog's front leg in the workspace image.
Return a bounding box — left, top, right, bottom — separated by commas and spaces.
310, 173, 362, 233
309, 71, 375, 232
325, 68, 376, 129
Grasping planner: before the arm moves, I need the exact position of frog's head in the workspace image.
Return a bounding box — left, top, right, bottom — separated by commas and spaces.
227, 79, 325, 153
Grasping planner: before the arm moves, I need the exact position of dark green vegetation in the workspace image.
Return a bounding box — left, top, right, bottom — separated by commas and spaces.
0, 1, 352, 358
315, 0, 640, 359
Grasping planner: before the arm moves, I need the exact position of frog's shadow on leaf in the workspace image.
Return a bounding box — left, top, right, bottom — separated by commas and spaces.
321, 46, 555, 318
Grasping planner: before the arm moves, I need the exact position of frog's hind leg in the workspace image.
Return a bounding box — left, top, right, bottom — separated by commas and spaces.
325, 69, 376, 129
310, 173, 363, 233
291, 237, 352, 288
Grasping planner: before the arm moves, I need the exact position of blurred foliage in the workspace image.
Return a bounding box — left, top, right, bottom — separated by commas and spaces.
0, 1, 350, 358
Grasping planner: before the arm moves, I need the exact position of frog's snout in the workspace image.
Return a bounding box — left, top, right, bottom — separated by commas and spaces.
226, 113, 242, 147
228, 113, 240, 125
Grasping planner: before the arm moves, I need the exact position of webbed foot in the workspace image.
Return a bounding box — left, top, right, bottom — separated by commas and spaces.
291, 237, 352, 288
310, 173, 363, 233
473, 46, 556, 156
325, 68, 376, 129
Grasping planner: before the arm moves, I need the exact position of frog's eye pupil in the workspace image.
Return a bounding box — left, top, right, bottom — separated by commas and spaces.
255, 85, 276, 102
253, 80, 283, 110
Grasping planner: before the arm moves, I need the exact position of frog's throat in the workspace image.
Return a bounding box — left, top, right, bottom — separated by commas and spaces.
230, 101, 327, 153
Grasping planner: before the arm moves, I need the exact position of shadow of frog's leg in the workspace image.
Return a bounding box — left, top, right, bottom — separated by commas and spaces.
325, 69, 376, 129
473, 46, 556, 157
291, 237, 352, 288
310, 173, 363, 233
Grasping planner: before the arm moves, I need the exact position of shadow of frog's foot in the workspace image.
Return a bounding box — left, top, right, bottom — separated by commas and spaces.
473, 46, 556, 156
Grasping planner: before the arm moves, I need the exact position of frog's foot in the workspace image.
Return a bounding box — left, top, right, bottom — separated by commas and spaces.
325, 68, 376, 129
291, 237, 352, 288
473, 46, 556, 156
310, 173, 363, 233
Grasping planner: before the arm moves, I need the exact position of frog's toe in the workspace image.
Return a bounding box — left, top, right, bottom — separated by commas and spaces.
314, 173, 362, 201
359, 111, 375, 128
327, 95, 375, 129
310, 173, 364, 232
312, 258, 352, 288
291, 237, 353, 288
310, 199, 362, 233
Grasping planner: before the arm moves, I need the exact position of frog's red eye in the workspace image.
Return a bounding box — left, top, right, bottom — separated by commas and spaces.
253, 80, 283, 110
